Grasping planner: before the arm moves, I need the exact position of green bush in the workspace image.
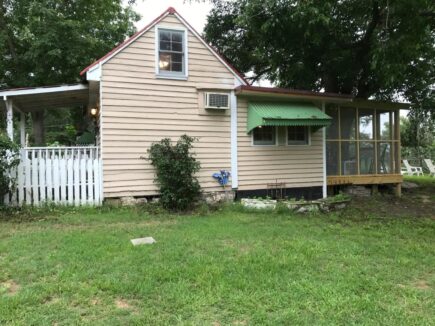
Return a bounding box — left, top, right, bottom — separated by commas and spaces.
0, 133, 20, 205
147, 135, 201, 211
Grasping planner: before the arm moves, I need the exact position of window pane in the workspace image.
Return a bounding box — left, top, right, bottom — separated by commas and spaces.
359, 142, 375, 174
159, 31, 170, 41
171, 62, 183, 72
159, 53, 171, 71
326, 141, 339, 176
340, 107, 357, 140
341, 141, 357, 175
253, 126, 276, 145
288, 126, 308, 145
171, 53, 183, 63
378, 142, 392, 174
359, 109, 374, 140
326, 106, 339, 139
377, 111, 391, 140
172, 42, 183, 52
171, 32, 183, 43
160, 40, 171, 51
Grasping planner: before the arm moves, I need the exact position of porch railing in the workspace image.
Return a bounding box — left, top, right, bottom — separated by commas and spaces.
4, 146, 102, 206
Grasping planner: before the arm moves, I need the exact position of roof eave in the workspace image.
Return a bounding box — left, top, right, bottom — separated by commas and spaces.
235, 87, 353, 103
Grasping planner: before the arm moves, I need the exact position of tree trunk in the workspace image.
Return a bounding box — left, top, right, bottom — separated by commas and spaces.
31, 111, 45, 145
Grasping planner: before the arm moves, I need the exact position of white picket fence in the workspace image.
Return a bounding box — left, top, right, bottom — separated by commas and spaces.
4, 146, 102, 206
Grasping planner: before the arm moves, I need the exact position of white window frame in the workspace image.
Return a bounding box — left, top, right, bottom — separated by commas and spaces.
286, 126, 311, 146
251, 126, 278, 146
204, 92, 231, 109
155, 25, 188, 80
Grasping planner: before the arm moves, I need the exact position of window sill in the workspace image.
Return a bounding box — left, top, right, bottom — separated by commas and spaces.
156, 74, 188, 81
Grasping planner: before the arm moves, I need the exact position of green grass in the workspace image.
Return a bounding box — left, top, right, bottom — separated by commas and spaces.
0, 195, 434, 325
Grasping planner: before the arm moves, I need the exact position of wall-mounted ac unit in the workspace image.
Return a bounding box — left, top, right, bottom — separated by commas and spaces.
205, 92, 230, 109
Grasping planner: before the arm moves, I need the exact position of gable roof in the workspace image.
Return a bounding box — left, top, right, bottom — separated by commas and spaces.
80, 7, 248, 85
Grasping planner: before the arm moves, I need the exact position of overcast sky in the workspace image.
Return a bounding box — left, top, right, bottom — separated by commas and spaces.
129, 0, 213, 33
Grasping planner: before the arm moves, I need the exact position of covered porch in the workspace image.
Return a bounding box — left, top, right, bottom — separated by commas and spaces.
1, 83, 102, 206
325, 100, 405, 194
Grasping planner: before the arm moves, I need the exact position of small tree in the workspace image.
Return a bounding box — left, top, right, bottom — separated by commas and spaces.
0, 133, 20, 205
147, 135, 201, 211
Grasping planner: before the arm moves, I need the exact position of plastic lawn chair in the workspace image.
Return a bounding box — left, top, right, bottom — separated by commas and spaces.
402, 159, 424, 176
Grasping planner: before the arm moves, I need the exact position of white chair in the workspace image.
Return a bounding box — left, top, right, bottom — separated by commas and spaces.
423, 159, 435, 177
402, 160, 424, 176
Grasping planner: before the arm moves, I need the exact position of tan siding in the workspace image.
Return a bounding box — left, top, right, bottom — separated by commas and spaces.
237, 98, 324, 191
101, 14, 235, 198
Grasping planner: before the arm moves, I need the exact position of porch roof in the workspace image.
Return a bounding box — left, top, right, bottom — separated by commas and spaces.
247, 102, 332, 133
0, 83, 89, 112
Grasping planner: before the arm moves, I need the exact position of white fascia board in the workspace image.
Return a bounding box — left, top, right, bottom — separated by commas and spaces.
0, 84, 88, 97
86, 63, 102, 81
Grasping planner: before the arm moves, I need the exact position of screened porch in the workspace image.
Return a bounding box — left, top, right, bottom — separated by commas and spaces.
325, 102, 403, 187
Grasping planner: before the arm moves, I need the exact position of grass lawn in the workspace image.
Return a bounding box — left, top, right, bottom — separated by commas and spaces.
0, 180, 434, 325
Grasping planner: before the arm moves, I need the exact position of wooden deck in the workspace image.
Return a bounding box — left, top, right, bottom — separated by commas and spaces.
327, 174, 403, 186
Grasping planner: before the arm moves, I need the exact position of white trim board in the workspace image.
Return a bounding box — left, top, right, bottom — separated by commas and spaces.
0, 84, 88, 97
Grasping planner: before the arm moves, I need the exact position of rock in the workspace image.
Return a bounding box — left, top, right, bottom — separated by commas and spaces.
131, 237, 156, 246
136, 197, 148, 205
241, 198, 276, 209
204, 191, 235, 204
120, 196, 137, 206
402, 181, 419, 189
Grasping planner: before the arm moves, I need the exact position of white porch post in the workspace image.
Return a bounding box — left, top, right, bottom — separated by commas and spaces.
20, 112, 26, 147
5, 97, 14, 141
322, 101, 327, 198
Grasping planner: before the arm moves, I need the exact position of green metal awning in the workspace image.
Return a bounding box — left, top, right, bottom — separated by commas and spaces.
247, 102, 332, 133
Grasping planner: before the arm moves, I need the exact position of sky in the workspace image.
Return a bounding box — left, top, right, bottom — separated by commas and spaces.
129, 0, 213, 33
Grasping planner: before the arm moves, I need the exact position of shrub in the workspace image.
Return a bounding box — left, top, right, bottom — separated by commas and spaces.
147, 135, 201, 211
0, 133, 20, 205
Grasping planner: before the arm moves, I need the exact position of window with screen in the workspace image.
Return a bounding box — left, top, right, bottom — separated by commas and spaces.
158, 29, 185, 76
287, 126, 309, 145
252, 126, 276, 145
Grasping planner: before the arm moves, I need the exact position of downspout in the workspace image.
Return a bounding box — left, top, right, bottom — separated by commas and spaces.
230, 89, 238, 189
322, 101, 327, 198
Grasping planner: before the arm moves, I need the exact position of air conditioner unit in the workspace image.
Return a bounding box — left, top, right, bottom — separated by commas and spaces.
205, 92, 230, 109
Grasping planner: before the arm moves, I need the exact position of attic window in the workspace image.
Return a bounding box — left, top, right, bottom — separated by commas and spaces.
156, 28, 187, 78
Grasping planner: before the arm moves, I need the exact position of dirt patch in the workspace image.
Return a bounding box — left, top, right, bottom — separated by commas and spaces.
347, 188, 435, 219
91, 299, 100, 306
115, 298, 132, 309
1, 280, 20, 295
413, 280, 431, 290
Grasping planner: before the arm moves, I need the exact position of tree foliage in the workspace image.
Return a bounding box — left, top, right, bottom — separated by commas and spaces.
0, 132, 20, 204
147, 135, 201, 211
0, 0, 139, 88
203, 0, 434, 116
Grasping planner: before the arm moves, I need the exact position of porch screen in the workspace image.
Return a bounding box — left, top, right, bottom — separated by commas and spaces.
325, 105, 400, 176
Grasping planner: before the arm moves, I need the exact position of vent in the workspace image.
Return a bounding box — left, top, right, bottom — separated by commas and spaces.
205, 93, 230, 109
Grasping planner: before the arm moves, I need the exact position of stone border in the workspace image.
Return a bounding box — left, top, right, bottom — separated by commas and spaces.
241, 198, 350, 213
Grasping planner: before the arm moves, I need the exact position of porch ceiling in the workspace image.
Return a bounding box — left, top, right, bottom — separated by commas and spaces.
0, 84, 89, 112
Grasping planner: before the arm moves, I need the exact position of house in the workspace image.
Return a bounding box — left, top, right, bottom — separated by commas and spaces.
0, 7, 406, 206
